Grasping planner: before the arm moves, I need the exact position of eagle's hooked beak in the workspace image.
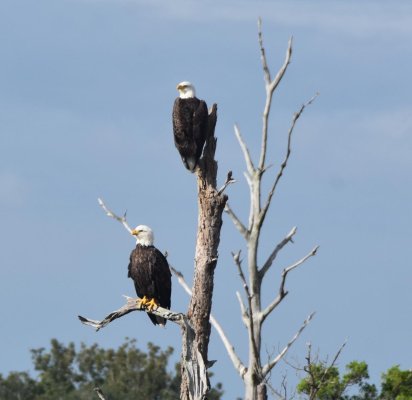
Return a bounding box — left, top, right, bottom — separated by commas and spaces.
131, 229, 139, 236
177, 83, 188, 91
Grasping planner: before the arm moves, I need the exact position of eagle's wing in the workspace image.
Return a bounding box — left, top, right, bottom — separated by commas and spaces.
193, 100, 208, 160
153, 249, 172, 310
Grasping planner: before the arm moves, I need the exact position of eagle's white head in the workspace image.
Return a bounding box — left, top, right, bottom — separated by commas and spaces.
131, 225, 154, 246
176, 81, 196, 99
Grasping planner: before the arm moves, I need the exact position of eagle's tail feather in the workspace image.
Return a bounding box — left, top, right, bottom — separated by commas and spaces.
147, 313, 166, 326
183, 156, 197, 172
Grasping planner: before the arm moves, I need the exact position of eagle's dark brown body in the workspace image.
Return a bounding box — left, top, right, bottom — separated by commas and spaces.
172, 97, 208, 172
128, 245, 171, 325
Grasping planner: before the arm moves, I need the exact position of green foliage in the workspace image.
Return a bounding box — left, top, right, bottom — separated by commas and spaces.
0, 338, 223, 400
380, 366, 412, 400
297, 361, 372, 399
0, 371, 41, 400
297, 361, 412, 400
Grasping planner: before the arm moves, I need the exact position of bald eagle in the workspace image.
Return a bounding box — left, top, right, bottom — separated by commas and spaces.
128, 225, 171, 326
172, 81, 208, 172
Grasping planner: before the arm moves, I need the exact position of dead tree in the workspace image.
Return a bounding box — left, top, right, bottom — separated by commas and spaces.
221, 20, 318, 400
180, 104, 228, 398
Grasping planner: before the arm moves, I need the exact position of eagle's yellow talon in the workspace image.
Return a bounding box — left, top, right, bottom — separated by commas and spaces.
146, 298, 159, 312
137, 295, 148, 307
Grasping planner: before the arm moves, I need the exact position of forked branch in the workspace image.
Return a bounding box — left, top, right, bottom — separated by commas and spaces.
258, 17, 293, 171
78, 295, 183, 331
98, 198, 132, 234
304, 340, 347, 400
79, 294, 211, 400
262, 312, 315, 377
225, 203, 249, 239
260, 93, 318, 224
259, 226, 297, 279
262, 246, 319, 321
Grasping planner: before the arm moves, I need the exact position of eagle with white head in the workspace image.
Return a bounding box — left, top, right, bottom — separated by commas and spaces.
128, 225, 172, 326
172, 81, 209, 172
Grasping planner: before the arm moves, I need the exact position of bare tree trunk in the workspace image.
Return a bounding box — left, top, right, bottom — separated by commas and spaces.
180, 105, 228, 399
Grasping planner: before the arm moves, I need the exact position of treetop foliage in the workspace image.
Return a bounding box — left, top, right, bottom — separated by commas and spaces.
0, 338, 223, 400
297, 360, 412, 400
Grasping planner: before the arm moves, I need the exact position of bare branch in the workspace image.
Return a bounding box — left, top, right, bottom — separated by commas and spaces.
231, 251, 260, 373
262, 246, 319, 321
304, 340, 347, 400
236, 291, 249, 327
97, 197, 133, 234
259, 226, 297, 279
232, 250, 252, 300
218, 170, 236, 195
80, 290, 213, 400
210, 311, 248, 379
265, 381, 287, 400
170, 266, 192, 297
234, 124, 255, 175
283, 245, 319, 278
262, 312, 315, 376
94, 387, 107, 400
170, 266, 247, 379
78, 295, 183, 331
332, 340, 347, 364
258, 17, 272, 85
225, 203, 249, 239
258, 33, 293, 171
315, 341, 347, 398
260, 93, 318, 224
268, 37, 293, 94
243, 171, 255, 230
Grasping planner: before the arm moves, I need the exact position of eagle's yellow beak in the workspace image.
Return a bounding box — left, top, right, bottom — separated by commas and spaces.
131, 229, 139, 236
176, 84, 182, 90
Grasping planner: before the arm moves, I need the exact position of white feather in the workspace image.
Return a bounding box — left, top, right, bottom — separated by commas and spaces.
133, 225, 154, 246
177, 81, 196, 99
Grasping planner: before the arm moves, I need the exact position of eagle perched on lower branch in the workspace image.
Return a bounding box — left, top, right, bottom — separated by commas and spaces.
172, 81, 208, 172
128, 225, 172, 326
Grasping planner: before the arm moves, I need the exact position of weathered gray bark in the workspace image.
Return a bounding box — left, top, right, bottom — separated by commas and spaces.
180, 104, 228, 399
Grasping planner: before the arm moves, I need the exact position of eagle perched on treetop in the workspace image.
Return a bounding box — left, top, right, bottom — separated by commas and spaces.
172, 81, 208, 172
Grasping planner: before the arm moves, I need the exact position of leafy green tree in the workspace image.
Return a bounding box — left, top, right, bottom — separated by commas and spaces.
0, 371, 41, 400
380, 366, 412, 400
31, 339, 80, 399
297, 361, 375, 400
0, 338, 223, 400
297, 361, 412, 400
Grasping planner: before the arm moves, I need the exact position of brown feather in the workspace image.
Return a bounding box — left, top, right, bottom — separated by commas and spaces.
128, 245, 172, 326
172, 97, 208, 172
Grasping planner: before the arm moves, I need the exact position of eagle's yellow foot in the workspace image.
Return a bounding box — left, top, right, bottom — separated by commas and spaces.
145, 298, 159, 312
137, 296, 148, 307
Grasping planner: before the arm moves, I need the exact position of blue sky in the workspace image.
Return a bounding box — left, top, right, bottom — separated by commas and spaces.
1, 0, 411, 398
